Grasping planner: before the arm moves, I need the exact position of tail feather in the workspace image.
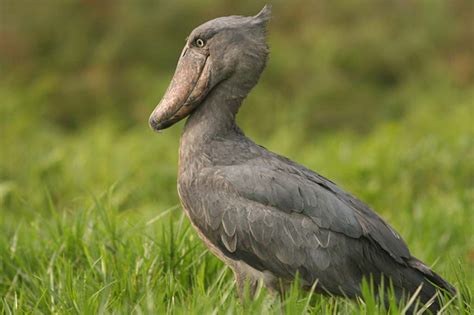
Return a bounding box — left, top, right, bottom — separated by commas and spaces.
408, 258, 456, 296
404, 257, 456, 313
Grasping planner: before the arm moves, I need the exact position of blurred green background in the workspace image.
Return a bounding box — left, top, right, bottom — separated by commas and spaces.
1, 0, 473, 313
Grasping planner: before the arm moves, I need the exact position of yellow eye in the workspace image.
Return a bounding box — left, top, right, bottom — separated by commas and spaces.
195, 38, 205, 48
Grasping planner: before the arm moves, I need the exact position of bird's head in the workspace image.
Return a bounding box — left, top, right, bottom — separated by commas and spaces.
149, 5, 271, 131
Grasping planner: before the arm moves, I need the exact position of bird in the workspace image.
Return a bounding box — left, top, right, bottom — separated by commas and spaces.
148, 5, 455, 313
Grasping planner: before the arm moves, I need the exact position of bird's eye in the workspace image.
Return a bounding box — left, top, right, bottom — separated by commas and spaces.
195, 38, 205, 48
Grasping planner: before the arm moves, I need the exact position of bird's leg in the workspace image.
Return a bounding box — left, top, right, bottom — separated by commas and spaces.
231, 263, 259, 301
263, 271, 289, 297
261, 273, 290, 315
234, 270, 259, 301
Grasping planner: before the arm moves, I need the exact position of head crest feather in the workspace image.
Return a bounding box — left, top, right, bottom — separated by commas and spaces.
253, 4, 272, 25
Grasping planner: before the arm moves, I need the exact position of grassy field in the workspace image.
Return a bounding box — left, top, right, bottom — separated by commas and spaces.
1, 1, 473, 314
1, 90, 473, 313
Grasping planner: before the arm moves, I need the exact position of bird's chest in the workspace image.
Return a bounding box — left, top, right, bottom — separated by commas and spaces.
177, 139, 214, 221
177, 138, 241, 252
177, 163, 219, 222
177, 159, 213, 229
177, 168, 231, 263
177, 171, 198, 216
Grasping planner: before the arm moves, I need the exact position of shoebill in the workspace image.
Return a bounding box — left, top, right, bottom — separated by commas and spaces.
148, 5, 455, 312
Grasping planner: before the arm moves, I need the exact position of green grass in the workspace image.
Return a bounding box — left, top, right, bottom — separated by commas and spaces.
1, 194, 471, 314
1, 88, 473, 313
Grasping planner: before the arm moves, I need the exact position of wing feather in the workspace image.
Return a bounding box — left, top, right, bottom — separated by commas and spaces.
218, 160, 410, 263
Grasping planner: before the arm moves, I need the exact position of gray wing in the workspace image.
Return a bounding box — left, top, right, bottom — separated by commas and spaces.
241, 157, 411, 264
182, 160, 411, 294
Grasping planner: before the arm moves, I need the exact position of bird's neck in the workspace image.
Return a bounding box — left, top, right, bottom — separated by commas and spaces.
183, 76, 251, 141
179, 78, 250, 171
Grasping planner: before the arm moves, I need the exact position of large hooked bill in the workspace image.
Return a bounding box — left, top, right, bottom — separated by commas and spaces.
149, 47, 212, 131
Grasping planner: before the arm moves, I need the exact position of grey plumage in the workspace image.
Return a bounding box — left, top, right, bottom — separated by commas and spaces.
149, 5, 455, 313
